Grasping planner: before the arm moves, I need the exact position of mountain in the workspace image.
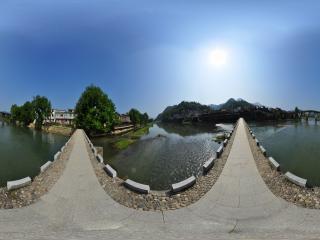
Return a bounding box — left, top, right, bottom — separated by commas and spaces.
209, 98, 261, 111
156, 101, 212, 122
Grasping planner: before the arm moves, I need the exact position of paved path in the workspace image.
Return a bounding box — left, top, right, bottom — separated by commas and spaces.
1, 118, 320, 239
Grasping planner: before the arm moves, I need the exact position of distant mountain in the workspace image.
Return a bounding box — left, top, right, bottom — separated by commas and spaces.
209, 98, 263, 111
156, 101, 212, 122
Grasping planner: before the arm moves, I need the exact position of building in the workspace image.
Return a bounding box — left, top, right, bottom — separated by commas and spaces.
0, 111, 11, 118
49, 109, 75, 125
119, 114, 131, 124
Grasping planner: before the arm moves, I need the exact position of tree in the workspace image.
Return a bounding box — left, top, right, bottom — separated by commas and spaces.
75, 85, 117, 134
129, 108, 141, 125
20, 101, 34, 126
129, 109, 149, 126
10, 104, 21, 124
32, 96, 51, 130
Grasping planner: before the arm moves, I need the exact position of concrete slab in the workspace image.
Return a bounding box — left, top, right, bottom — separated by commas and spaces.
124, 179, 150, 194
96, 154, 103, 163
268, 157, 280, 170
285, 172, 307, 187
216, 145, 223, 158
203, 157, 215, 173
260, 145, 267, 156
40, 161, 52, 172
54, 151, 61, 161
223, 139, 228, 147
103, 164, 117, 178
171, 176, 196, 193
7, 177, 32, 191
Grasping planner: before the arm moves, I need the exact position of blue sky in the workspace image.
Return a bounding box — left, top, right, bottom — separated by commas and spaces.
1, 0, 320, 117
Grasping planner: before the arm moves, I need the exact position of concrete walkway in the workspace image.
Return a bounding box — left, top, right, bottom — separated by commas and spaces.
1, 119, 320, 239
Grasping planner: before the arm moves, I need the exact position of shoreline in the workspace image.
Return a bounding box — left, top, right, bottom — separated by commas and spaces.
246, 122, 320, 209
0, 136, 74, 209
88, 123, 237, 211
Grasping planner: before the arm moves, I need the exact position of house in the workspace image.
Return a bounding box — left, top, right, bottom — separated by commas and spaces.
49, 109, 75, 125
119, 114, 131, 124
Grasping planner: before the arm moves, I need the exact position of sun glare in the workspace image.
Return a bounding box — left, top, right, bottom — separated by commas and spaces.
208, 48, 228, 67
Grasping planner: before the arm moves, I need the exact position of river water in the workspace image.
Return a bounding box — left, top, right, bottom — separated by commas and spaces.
0, 121, 67, 187
92, 123, 233, 190
249, 120, 320, 186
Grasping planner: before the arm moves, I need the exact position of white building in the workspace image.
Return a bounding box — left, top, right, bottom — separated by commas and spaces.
49, 109, 75, 125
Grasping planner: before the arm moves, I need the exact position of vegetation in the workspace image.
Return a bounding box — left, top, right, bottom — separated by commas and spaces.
10, 96, 51, 129
75, 85, 118, 135
113, 124, 151, 150
128, 108, 149, 126
156, 101, 212, 122
32, 96, 52, 130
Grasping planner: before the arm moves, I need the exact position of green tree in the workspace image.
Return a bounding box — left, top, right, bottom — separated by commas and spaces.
32, 96, 52, 130
75, 85, 117, 134
129, 108, 141, 125
142, 112, 149, 125
20, 101, 35, 126
10, 104, 21, 124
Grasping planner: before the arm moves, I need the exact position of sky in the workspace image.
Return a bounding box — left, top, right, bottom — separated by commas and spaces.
0, 0, 320, 117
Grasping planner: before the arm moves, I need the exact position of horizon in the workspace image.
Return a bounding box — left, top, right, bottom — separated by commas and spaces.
1, 1, 320, 117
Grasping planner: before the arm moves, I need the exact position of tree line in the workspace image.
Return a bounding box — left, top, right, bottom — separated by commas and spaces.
9, 85, 150, 134
10, 96, 51, 130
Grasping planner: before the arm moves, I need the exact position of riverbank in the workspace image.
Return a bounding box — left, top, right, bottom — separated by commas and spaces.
28, 123, 73, 136
88, 123, 237, 211
246, 123, 320, 209
0, 136, 74, 209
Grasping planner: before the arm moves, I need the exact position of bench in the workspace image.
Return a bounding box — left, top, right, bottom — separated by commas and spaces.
171, 176, 196, 193
216, 145, 223, 158
268, 157, 280, 170
259, 146, 267, 156
40, 161, 52, 172
285, 172, 307, 187
54, 151, 61, 161
203, 157, 215, 173
124, 179, 150, 194
7, 177, 32, 191
103, 164, 117, 178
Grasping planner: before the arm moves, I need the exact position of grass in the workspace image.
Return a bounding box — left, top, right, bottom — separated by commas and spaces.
113, 139, 135, 150
112, 124, 151, 150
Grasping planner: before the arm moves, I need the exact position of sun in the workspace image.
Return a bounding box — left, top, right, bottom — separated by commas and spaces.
208, 48, 228, 67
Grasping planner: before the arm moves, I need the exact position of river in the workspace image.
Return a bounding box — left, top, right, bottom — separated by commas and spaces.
92, 123, 233, 190
249, 119, 320, 186
0, 121, 67, 187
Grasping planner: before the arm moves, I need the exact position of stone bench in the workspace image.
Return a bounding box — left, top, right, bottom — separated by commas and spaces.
96, 154, 104, 163
216, 145, 223, 158
103, 164, 117, 178
171, 176, 196, 193
285, 172, 307, 187
259, 146, 267, 156
255, 139, 260, 146
203, 157, 215, 173
124, 179, 150, 194
223, 139, 228, 147
40, 161, 52, 172
268, 157, 280, 170
54, 151, 61, 161
7, 177, 32, 191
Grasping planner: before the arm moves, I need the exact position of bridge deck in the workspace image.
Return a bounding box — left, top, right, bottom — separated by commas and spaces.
1, 119, 320, 239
